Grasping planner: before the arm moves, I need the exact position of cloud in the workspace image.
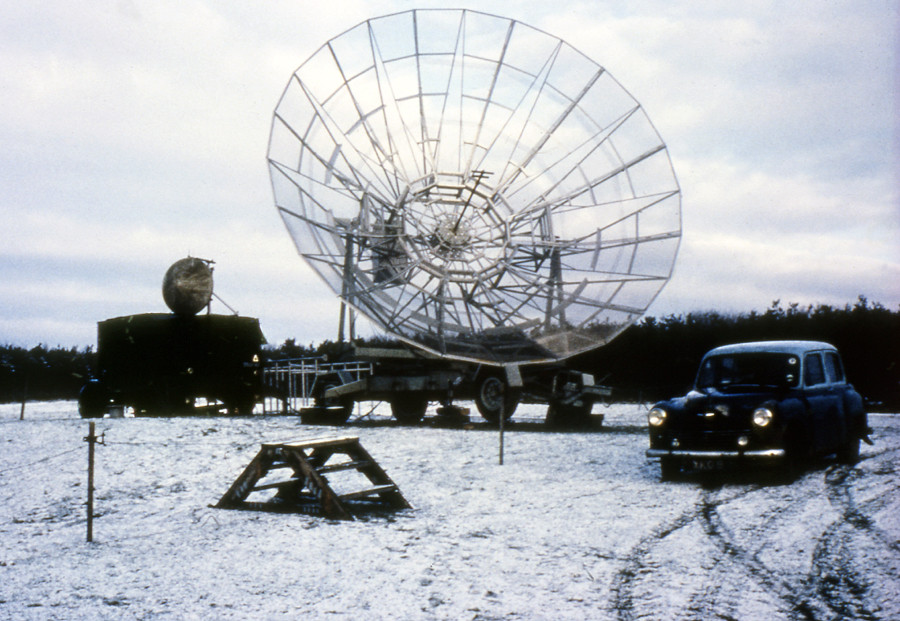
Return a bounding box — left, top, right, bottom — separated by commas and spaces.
646, 151, 899, 317
660, 231, 900, 316
544, 2, 897, 177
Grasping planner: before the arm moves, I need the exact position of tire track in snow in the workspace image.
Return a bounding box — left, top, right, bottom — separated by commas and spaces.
824, 458, 900, 554
613, 473, 869, 621
681, 453, 900, 621
698, 488, 828, 620
609, 505, 701, 621
684, 477, 826, 620
610, 486, 758, 621
809, 455, 900, 620
682, 500, 741, 621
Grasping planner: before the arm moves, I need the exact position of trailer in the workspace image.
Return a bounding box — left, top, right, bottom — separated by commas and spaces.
262, 345, 611, 427
78, 258, 266, 418
79, 313, 265, 417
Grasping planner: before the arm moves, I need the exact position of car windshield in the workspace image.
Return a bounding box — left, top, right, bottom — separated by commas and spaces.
696, 352, 800, 391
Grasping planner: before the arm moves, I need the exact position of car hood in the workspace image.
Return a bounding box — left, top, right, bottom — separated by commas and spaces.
661, 388, 785, 422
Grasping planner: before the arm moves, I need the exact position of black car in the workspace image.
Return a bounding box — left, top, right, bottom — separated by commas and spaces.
646, 340, 870, 478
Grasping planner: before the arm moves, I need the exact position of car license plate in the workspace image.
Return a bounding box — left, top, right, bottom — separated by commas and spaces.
691, 459, 724, 471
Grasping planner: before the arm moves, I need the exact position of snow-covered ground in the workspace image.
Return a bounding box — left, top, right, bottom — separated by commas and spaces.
1, 401, 898, 620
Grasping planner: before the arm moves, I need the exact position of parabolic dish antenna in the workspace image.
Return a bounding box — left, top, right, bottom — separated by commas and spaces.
268, 9, 681, 365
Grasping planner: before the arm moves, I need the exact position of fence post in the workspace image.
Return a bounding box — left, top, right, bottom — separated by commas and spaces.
84, 422, 104, 543
498, 395, 504, 466
19, 377, 27, 420
499, 365, 524, 466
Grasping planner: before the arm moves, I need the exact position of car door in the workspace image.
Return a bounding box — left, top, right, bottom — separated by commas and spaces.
822, 351, 850, 448
803, 352, 837, 452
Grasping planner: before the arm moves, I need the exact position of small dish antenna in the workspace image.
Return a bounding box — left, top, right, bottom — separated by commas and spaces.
162, 257, 214, 316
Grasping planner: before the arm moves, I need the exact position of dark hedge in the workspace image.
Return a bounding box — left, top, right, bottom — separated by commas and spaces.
574, 297, 899, 411
2, 297, 897, 410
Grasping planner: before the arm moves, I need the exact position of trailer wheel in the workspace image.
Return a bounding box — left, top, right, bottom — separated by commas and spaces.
475, 375, 519, 423
313, 380, 353, 423
325, 404, 353, 423
545, 401, 593, 428
390, 395, 428, 423
78, 381, 109, 419
226, 397, 257, 416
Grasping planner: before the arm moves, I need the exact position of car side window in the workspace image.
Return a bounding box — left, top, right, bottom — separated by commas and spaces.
804, 353, 826, 386
824, 352, 845, 383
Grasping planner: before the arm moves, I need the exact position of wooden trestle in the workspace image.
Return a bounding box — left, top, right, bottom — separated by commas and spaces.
214, 436, 410, 520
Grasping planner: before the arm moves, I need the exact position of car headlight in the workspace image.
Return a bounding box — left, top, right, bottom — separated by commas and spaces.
648, 408, 667, 427
752, 407, 774, 428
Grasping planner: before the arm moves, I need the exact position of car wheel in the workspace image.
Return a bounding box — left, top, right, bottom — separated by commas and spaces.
660, 457, 678, 480
778, 445, 805, 483
837, 436, 861, 464
780, 423, 810, 479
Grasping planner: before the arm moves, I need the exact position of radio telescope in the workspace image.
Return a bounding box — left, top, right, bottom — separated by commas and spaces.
268, 9, 681, 365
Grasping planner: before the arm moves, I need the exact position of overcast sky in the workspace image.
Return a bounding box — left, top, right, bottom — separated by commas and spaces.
1, 0, 897, 349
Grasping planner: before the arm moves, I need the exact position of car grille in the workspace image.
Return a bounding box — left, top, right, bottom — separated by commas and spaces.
672, 430, 746, 451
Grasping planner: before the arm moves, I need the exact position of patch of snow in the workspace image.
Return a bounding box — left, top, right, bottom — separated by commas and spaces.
1, 403, 898, 619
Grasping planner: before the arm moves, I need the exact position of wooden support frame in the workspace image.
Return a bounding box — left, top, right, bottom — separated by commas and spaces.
215, 436, 410, 520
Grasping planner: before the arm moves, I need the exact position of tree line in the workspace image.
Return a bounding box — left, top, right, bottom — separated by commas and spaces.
0, 344, 95, 403
2, 297, 897, 410
574, 297, 899, 411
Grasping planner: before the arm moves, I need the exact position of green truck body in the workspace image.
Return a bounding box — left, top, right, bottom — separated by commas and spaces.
80, 313, 265, 417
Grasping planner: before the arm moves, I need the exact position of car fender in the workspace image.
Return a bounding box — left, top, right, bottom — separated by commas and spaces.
842, 387, 871, 442
651, 397, 686, 414
776, 397, 811, 454
842, 387, 865, 418
775, 395, 806, 426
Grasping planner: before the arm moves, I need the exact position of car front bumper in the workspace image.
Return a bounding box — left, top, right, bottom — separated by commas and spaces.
646, 448, 785, 459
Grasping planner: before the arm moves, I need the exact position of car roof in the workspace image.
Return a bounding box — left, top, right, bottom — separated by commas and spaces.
703, 340, 838, 358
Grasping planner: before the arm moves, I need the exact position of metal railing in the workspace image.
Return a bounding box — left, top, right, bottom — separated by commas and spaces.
262, 358, 372, 414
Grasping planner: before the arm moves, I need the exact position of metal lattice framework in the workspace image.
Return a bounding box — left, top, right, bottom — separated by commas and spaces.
268, 9, 681, 364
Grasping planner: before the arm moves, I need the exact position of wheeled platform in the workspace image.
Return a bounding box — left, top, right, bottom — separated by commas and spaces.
263, 345, 611, 427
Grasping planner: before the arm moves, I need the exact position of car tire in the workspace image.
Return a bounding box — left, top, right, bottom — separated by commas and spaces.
778, 446, 806, 484
837, 436, 861, 464
660, 457, 678, 481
